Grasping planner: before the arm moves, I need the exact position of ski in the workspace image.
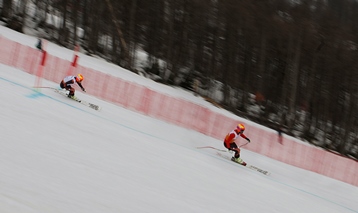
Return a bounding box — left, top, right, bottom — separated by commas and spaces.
216, 152, 270, 176
54, 89, 101, 111
246, 165, 270, 176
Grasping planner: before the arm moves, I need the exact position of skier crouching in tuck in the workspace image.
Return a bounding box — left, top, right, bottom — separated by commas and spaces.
60, 74, 86, 98
223, 123, 251, 166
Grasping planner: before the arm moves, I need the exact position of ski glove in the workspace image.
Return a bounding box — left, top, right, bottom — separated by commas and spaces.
82, 88, 86, 92
246, 138, 251, 142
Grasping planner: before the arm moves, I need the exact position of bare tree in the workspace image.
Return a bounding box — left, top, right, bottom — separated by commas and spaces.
104, 0, 129, 68
1, 0, 12, 20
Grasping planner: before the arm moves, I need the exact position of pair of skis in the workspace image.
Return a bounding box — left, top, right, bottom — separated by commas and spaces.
54, 89, 101, 111
196, 146, 270, 176
34, 87, 101, 111
215, 152, 270, 176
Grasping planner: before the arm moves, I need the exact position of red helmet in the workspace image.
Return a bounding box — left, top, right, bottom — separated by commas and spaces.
76, 74, 84, 82
237, 124, 245, 132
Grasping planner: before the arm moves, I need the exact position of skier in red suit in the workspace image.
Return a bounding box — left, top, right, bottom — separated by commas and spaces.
60, 74, 86, 98
224, 124, 250, 165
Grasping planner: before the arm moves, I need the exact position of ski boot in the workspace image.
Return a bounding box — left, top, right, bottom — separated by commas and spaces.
68, 92, 75, 99
231, 157, 247, 166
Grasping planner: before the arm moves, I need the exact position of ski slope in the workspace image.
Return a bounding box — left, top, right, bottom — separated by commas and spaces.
1, 63, 358, 213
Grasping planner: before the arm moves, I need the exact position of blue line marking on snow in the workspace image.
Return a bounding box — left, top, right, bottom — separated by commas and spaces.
26, 91, 46, 99
0, 77, 89, 112
1, 76, 357, 213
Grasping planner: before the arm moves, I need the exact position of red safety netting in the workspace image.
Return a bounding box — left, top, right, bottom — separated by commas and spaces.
1, 36, 357, 186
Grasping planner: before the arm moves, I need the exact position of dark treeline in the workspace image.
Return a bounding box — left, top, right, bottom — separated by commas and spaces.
2, 0, 358, 159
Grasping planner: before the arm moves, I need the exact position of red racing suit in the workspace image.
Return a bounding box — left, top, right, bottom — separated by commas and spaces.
224, 129, 248, 149
224, 129, 249, 158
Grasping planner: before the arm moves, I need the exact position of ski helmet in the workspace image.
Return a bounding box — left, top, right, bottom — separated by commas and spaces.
76, 74, 84, 82
237, 124, 245, 132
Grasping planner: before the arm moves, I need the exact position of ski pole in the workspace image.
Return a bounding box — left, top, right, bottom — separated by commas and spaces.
239, 141, 249, 148
196, 146, 227, 152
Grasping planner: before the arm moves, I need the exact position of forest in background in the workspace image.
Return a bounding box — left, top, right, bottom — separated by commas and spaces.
1, 0, 358, 160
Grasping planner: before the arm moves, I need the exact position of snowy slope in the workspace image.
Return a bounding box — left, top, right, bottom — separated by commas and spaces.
0, 26, 357, 213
